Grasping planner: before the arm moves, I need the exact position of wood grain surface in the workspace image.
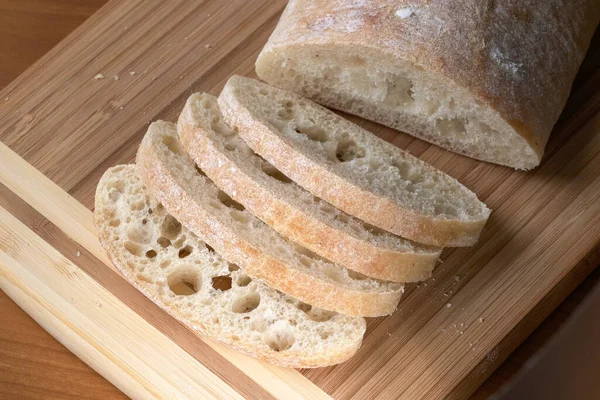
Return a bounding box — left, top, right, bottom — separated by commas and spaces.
0, 1, 598, 399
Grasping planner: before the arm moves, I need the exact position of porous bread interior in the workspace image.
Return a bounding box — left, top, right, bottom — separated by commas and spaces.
145, 121, 402, 295
95, 164, 365, 365
185, 93, 439, 257
226, 76, 490, 222
256, 45, 540, 170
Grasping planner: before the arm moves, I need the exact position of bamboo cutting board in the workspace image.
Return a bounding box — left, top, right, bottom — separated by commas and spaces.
0, 1, 599, 398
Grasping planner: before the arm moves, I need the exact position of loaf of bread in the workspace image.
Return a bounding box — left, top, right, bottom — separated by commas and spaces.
178, 92, 442, 282
219, 76, 490, 247
256, 0, 600, 169
94, 164, 366, 367
136, 121, 404, 317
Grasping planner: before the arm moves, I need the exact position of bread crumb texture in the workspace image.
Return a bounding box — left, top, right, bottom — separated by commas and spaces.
94, 164, 366, 367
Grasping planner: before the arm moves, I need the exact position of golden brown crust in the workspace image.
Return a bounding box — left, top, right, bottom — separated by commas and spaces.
178, 95, 441, 282
218, 77, 488, 247
135, 122, 403, 317
257, 0, 600, 169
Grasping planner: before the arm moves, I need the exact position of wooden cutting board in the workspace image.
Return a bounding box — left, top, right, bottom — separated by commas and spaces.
0, 1, 598, 398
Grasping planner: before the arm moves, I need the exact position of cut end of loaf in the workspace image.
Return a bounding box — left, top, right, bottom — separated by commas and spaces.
256, 45, 542, 170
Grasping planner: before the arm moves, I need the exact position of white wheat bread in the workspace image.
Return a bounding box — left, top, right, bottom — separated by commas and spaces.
178, 92, 442, 282
256, 0, 600, 170
136, 121, 404, 317
218, 76, 490, 247
94, 164, 366, 367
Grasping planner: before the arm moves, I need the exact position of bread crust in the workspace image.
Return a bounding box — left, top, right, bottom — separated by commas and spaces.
94, 165, 366, 368
136, 121, 403, 317
178, 93, 441, 282
256, 0, 600, 169
219, 76, 489, 247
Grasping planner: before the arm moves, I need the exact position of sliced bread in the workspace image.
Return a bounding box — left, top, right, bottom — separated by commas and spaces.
178, 93, 441, 282
94, 164, 366, 367
218, 76, 491, 247
136, 121, 404, 317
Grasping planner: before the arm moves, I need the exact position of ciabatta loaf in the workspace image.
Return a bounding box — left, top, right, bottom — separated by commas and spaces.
178, 93, 442, 282
218, 76, 490, 247
256, 0, 600, 170
94, 165, 365, 367
136, 121, 404, 317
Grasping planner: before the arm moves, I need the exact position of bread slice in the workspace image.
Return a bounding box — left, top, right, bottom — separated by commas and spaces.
94, 164, 366, 368
136, 121, 404, 317
178, 93, 442, 282
255, 0, 600, 170
218, 76, 491, 247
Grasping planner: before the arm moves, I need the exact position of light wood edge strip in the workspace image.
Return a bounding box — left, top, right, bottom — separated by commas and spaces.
0, 142, 331, 400
0, 206, 243, 400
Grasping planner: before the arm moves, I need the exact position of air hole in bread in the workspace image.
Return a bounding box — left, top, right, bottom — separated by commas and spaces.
236, 274, 251, 287
360, 221, 387, 237
217, 190, 245, 211
178, 245, 192, 258
392, 159, 418, 181
145, 249, 157, 259
293, 124, 328, 143
124, 241, 145, 257
320, 329, 333, 339
194, 164, 207, 177
295, 301, 312, 313
154, 203, 166, 216
106, 180, 125, 194
157, 236, 171, 248
211, 275, 232, 291
173, 235, 186, 249
127, 226, 151, 244
322, 265, 343, 281
130, 201, 145, 211
108, 188, 120, 202
160, 215, 182, 239
228, 263, 239, 272
109, 219, 121, 227
384, 77, 415, 106
232, 292, 260, 313
262, 324, 295, 352
334, 213, 350, 224
277, 108, 293, 120
205, 244, 215, 253
259, 158, 293, 184
298, 256, 313, 268
335, 139, 365, 162
160, 260, 171, 268
283, 100, 294, 110
307, 309, 335, 322
161, 134, 181, 154
167, 269, 201, 296
259, 88, 268, 95
224, 142, 237, 151
436, 117, 467, 138
230, 209, 250, 224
